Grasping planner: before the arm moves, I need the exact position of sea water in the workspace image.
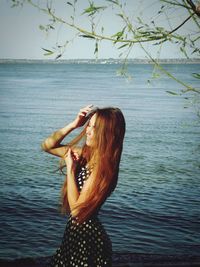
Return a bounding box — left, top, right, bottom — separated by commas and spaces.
0, 62, 200, 260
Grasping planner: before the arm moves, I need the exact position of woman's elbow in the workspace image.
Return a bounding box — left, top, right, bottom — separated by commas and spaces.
40, 142, 48, 152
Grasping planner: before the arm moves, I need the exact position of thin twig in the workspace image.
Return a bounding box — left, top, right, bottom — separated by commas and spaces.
168, 13, 195, 34
186, 0, 200, 16
161, 0, 192, 10
186, 0, 196, 11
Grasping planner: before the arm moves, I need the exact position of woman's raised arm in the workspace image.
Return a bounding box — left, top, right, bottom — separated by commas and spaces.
40, 122, 76, 158
40, 105, 93, 158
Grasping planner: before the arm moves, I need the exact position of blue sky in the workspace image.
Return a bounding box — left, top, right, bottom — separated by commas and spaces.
0, 0, 198, 59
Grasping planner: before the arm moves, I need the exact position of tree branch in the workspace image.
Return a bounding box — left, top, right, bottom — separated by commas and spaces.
115, 2, 199, 93
186, 0, 200, 16
27, 0, 194, 47
161, 0, 192, 10
186, 0, 196, 11
168, 12, 195, 34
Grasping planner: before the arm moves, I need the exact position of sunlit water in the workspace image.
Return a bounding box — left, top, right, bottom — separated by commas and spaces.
0, 62, 200, 260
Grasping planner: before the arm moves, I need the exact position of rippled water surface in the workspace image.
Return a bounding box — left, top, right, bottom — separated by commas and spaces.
0, 62, 200, 260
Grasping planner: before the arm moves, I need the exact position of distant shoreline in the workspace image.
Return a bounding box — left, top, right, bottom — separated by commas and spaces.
0, 58, 199, 64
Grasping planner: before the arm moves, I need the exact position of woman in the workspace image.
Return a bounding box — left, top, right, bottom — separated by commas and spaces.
41, 104, 126, 267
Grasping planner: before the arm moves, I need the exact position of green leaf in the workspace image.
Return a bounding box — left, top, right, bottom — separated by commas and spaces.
39, 25, 45, 31
83, 6, 95, 14
106, 0, 119, 4
94, 42, 98, 54
152, 72, 160, 79
112, 31, 123, 38
44, 52, 54, 56
180, 46, 189, 58
137, 17, 143, 24
166, 90, 178, 95
192, 73, 200, 79
55, 54, 62, 60
117, 13, 124, 19
118, 43, 129, 49
82, 3, 106, 16
137, 31, 151, 36
80, 34, 95, 39
112, 27, 126, 40
192, 48, 200, 54
156, 27, 165, 31
67, 2, 73, 6
127, 23, 132, 31
42, 48, 53, 53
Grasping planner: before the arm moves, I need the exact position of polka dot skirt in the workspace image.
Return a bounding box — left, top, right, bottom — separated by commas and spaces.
48, 166, 112, 267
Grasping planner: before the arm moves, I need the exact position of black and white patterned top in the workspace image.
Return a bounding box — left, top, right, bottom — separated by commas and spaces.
48, 164, 112, 267
76, 165, 91, 191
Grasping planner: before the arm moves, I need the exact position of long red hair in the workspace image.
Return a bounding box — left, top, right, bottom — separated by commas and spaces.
60, 107, 126, 223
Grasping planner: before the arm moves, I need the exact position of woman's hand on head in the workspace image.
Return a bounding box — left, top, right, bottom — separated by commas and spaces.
64, 148, 79, 172
72, 104, 94, 128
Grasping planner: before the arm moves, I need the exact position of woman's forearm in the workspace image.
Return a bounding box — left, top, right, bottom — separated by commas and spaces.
41, 122, 76, 151
67, 169, 80, 212
41, 105, 93, 152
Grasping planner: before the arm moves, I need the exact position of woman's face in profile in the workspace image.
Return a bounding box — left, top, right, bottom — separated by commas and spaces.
86, 114, 96, 147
